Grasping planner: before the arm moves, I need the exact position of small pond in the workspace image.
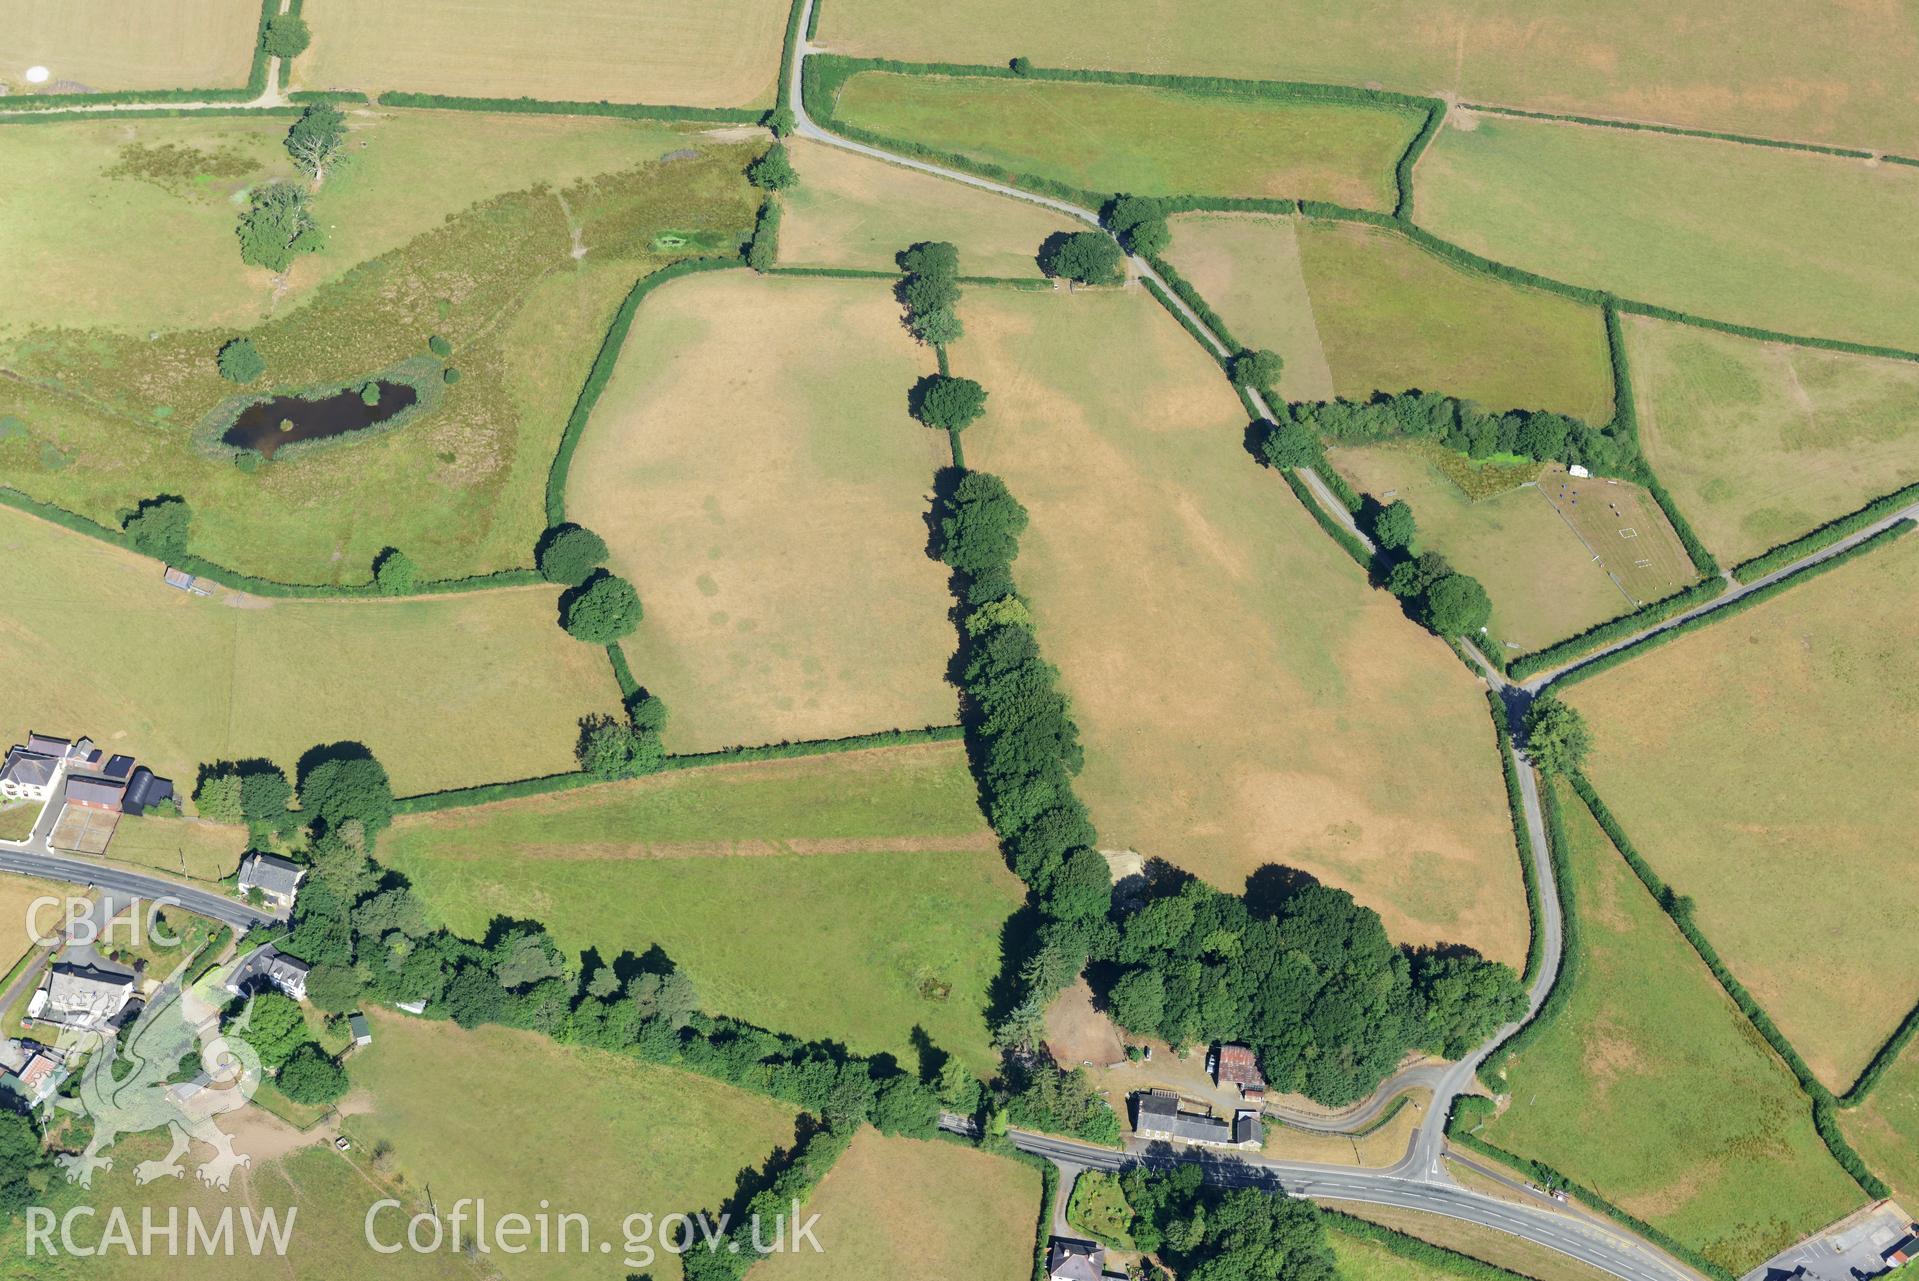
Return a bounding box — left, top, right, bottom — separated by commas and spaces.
223, 381, 419, 459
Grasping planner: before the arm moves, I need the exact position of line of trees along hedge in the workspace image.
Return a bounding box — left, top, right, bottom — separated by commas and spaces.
1283, 389, 1643, 481
1456, 102, 1882, 160
680, 1119, 852, 1281
1570, 775, 1890, 1198
746, 195, 781, 271
1732, 481, 1919, 581
373, 91, 760, 124
1444, 1098, 1737, 1281
1506, 578, 1726, 681
1842, 999, 1919, 1105
1548, 520, 1914, 690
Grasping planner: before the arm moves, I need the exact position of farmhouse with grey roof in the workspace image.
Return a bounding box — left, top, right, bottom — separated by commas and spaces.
237, 853, 306, 910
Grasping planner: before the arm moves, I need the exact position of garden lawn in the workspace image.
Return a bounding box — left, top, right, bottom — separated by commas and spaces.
779, 138, 1079, 276
0, 1134, 489, 1281
1566, 533, 1919, 1090
1326, 442, 1695, 651
292, 0, 788, 109
0, 128, 759, 583
379, 744, 1021, 1076
960, 288, 1527, 966
98, 815, 247, 882
1477, 780, 1861, 1273
827, 71, 1426, 210
339, 1010, 802, 1281
0, 0, 260, 97
0, 505, 623, 797
1162, 213, 1335, 401
754, 1130, 1041, 1281
815, 0, 1919, 154
1841, 1039, 1919, 1210
0, 804, 39, 843
1627, 316, 1919, 565
1419, 116, 1919, 352
570, 272, 960, 752
1294, 218, 1614, 420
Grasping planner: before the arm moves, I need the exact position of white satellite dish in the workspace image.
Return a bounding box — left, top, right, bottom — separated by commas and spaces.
25, 66, 50, 84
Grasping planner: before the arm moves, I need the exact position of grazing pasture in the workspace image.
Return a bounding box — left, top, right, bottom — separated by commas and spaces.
779, 138, 1078, 276
0, 505, 623, 796
1478, 781, 1861, 1273
292, 0, 789, 108
1419, 117, 1919, 351
1841, 1040, 1919, 1211
0, 124, 760, 583
754, 1130, 1041, 1281
1567, 535, 1919, 1089
1628, 317, 1919, 565
958, 287, 1526, 966
0, 0, 260, 97
98, 815, 248, 882
342, 1009, 801, 1281
828, 71, 1425, 209
570, 272, 960, 753
380, 744, 1022, 1075
1160, 213, 1336, 401
814, 0, 1919, 153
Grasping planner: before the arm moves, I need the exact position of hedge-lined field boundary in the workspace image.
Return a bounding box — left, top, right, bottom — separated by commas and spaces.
545, 256, 743, 524
1485, 692, 1546, 989
1732, 482, 1919, 582
0, 486, 544, 599
1842, 998, 1919, 1105
1548, 520, 1914, 690
1456, 102, 1899, 162
1393, 102, 1446, 220
1507, 578, 1725, 681
388, 724, 967, 815
775, 0, 807, 115
0, 105, 303, 127
373, 91, 760, 124
1571, 775, 1890, 1198
1321, 1209, 1543, 1281
1478, 776, 1577, 1090
1640, 473, 1720, 577
1279, 470, 1373, 570
763, 265, 1053, 290
1444, 1102, 1736, 1281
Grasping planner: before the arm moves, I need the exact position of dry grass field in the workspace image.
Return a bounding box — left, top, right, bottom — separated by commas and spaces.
0, 0, 260, 96
830, 71, 1423, 209
959, 288, 1526, 965
1327, 443, 1645, 651
1162, 214, 1336, 401
1420, 116, 1919, 352
0, 873, 70, 969
1479, 781, 1862, 1272
292, 0, 788, 108
1841, 1041, 1919, 1210
95, 815, 248, 882
1567, 534, 1919, 1089
1628, 316, 1919, 565
754, 1131, 1041, 1281
779, 138, 1078, 276
1326, 1202, 1616, 1281
570, 272, 960, 753
815, 0, 1919, 154
0, 505, 623, 797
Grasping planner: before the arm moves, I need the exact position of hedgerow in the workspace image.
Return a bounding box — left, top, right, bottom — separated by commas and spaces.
1393, 103, 1446, 220
375, 92, 759, 124
1278, 471, 1372, 569
681, 1122, 854, 1281
1143, 253, 1239, 351
1478, 776, 1576, 1089
546, 257, 741, 524
746, 195, 782, 272
1843, 999, 1919, 1105
1485, 691, 1546, 988
774, 0, 808, 114
1571, 776, 1890, 1198
1140, 278, 1228, 368
1732, 481, 1919, 581
0, 105, 303, 127
0, 0, 278, 113
1456, 102, 1880, 160
1321, 1210, 1537, 1281
1549, 520, 1914, 689
1506, 578, 1726, 681
1639, 473, 1720, 576
286, 91, 368, 105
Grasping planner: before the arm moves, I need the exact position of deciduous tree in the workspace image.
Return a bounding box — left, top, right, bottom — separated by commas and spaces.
560, 570, 643, 643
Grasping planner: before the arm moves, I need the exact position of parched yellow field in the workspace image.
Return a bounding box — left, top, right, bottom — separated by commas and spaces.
0, 505, 622, 797
1629, 316, 1919, 566
754, 1131, 1041, 1281
960, 288, 1527, 965
570, 272, 960, 753
0, 872, 71, 967
0, 0, 260, 96
780, 138, 1078, 276
292, 0, 788, 109
98, 815, 247, 882
1162, 213, 1335, 401
1567, 533, 1919, 1089
816, 0, 1919, 154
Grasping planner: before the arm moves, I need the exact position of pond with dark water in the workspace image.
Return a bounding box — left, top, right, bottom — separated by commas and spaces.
223, 381, 418, 459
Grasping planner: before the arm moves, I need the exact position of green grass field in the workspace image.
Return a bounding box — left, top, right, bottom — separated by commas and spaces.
1841, 1040, 1919, 1210
292, 0, 789, 108
1327, 1203, 1612, 1281
1420, 117, 1919, 352
1628, 316, 1919, 564
1327, 443, 1641, 651
341, 1008, 802, 1281
0, 505, 623, 797
1477, 780, 1861, 1272
1567, 534, 1919, 1090
98, 815, 248, 882
828, 72, 1426, 210
1161, 213, 1336, 400
380, 744, 1022, 1075
1331, 1229, 1472, 1281
779, 138, 1078, 276
570, 271, 960, 753
815, 0, 1919, 154
959, 287, 1527, 966
0, 0, 260, 97
754, 1131, 1041, 1281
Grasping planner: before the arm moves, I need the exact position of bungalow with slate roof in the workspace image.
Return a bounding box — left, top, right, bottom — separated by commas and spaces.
237, 853, 306, 911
